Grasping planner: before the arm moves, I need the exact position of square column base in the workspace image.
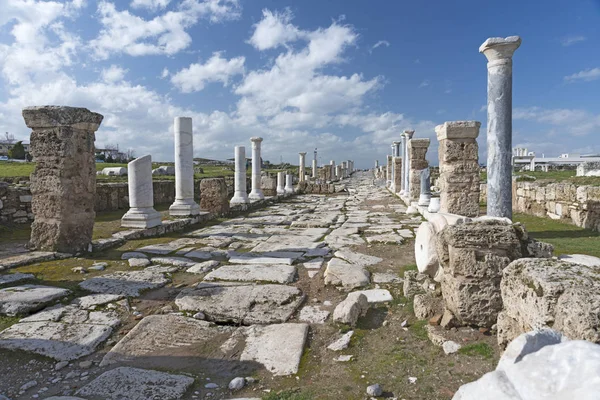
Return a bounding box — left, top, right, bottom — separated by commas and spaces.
249, 190, 265, 200
169, 199, 201, 217
230, 194, 249, 206
276, 188, 285, 195
121, 207, 162, 229
284, 187, 294, 194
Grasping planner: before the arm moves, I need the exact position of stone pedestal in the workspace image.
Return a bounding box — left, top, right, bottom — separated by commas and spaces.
436, 121, 481, 217
200, 178, 229, 215
261, 175, 277, 196
393, 157, 403, 194
230, 146, 249, 205
249, 137, 264, 200
480, 36, 521, 219
312, 159, 317, 178
23, 106, 103, 253
386, 156, 392, 185
299, 152, 306, 182
407, 138, 430, 202
285, 174, 294, 193
170, 117, 200, 217
122, 155, 162, 229
276, 172, 285, 195
402, 130, 414, 194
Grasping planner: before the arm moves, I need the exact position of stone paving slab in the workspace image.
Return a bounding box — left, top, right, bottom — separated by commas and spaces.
175, 282, 304, 325
71, 294, 124, 309
186, 260, 220, 274
150, 256, 198, 268
0, 285, 70, 316
324, 258, 370, 290
101, 314, 234, 367
303, 258, 324, 270
76, 367, 194, 400
298, 306, 330, 323
365, 233, 404, 244
228, 252, 302, 265
334, 250, 383, 268
79, 270, 170, 297
349, 289, 393, 303
240, 323, 308, 376
0, 273, 34, 286
204, 264, 297, 284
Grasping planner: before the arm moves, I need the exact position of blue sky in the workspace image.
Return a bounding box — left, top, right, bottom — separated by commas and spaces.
0, 0, 599, 168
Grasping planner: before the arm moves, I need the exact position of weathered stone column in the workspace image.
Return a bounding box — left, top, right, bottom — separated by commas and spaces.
285, 174, 294, 193
391, 141, 401, 192
386, 155, 392, 184
418, 168, 431, 206
23, 106, 103, 252
480, 36, 521, 219
276, 171, 285, 195
436, 121, 481, 217
122, 155, 162, 228
230, 146, 249, 205
312, 159, 317, 179
329, 160, 335, 181
170, 117, 200, 217
375, 160, 379, 168
335, 165, 342, 179
393, 156, 403, 194
407, 138, 430, 202
403, 130, 414, 196
299, 152, 306, 182
249, 137, 264, 200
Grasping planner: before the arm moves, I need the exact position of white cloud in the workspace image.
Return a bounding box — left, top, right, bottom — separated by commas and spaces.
370, 40, 389, 52
514, 106, 600, 136
130, 0, 171, 11
564, 67, 600, 83
418, 79, 430, 88
101, 64, 127, 82
160, 67, 169, 78
248, 9, 304, 50
560, 35, 586, 47
171, 52, 245, 92
90, 0, 241, 59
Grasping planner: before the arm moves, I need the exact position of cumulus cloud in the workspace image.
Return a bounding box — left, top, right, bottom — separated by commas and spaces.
514, 106, 600, 137
171, 52, 245, 92
101, 65, 127, 82
130, 0, 171, 10
248, 9, 304, 50
564, 67, 600, 83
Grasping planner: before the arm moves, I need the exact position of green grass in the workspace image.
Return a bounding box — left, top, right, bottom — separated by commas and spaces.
262, 390, 313, 400
0, 316, 20, 332
514, 213, 600, 257
458, 343, 494, 359
408, 319, 429, 341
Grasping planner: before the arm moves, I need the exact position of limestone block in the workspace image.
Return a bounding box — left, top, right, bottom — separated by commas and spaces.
333, 293, 369, 326
23, 106, 103, 253
261, 175, 277, 196
413, 293, 443, 319
200, 178, 229, 215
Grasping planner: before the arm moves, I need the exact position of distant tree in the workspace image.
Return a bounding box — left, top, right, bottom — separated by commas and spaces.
106, 154, 115, 163
4, 132, 15, 144
126, 148, 136, 161
96, 153, 106, 161
8, 141, 26, 159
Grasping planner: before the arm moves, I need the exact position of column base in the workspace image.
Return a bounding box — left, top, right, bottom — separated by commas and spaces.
230, 193, 249, 205
418, 195, 431, 206
121, 207, 162, 229
249, 190, 265, 200
284, 187, 294, 194
276, 188, 285, 195
169, 199, 201, 217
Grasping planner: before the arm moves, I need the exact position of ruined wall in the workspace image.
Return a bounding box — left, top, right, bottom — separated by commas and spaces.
0, 183, 33, 224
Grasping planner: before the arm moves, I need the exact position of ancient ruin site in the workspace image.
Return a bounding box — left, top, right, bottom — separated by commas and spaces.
1, 1, 599, 400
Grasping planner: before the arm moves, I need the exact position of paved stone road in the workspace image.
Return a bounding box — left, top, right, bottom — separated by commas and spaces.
0, 171, 421, 399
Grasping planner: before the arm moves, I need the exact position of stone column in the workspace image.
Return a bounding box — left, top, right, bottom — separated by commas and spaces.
418, 168, 432, 206
285, 174, 294, 193
330, 160, 335, 180
299, 152, 306, 182
249, 137, 264, 200
407, 138, 430, 203
391, 141, 401, 192
386, 155, 392, 184
276, 171, 285, 195
403, 130, 414, 196
230, 146, 249, 205
336, 165, 342, 179
23, 106, 103, 252
393, 156, 403, 194
312, 159, 317, 178
170, 117, 200, 217
122, 155, 162, 228
480, 36, 521, 219
436, 121, 481, 217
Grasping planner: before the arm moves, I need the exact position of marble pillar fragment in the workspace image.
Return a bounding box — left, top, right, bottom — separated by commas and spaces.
403, 130, 414, 196
312, 159, 317, 178
276, 171, 285, 195
170, 117, 200, 217
122, 155, 162, 228
393, 156, 403, 194
418, 168, 432, 206
230, 146, 249, 205
285, 174, 294, 193
249, 137, 264, 200
407, 138, 430, 203
299, 152, 306, 182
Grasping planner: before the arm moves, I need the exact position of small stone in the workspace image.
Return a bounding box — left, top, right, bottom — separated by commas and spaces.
193, 312, 205, 320
366, 383, 383, 397
441, 309, 458, 329
55, 361, 69, 371
429, 314, 442, 326
408, 377, 417, 384
334, 355, 353, 362
205, 383, 218, 389
19, 380, 37, 392
443, 340, 462, 354
79, 360, 93, 369
89, 263, 106, 271
128, 258, 151, 267
71, 267, 87, 274
228, 377, 245, 391
479, 327, 491, 335
327, 331, 353, 351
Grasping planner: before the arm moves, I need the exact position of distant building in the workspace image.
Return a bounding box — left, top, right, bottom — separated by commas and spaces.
95, 148, 127, 162
0, 140, 30, 157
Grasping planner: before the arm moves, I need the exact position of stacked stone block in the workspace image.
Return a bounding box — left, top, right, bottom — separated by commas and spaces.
393, 157, 403, 194
200, 178, 229, 215
407, 138, 430, 202
436, 121, 481, 217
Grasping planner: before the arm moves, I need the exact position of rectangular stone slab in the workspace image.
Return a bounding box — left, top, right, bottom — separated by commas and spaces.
228, 252, 302, 265
204, 264, 297, 284
0, 285, 70, 316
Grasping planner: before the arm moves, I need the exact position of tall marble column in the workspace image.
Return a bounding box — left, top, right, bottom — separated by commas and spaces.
285, 174, 294, 193
399, 132, 407, 194
402, 130, 415, 196
23, 106, 103, 252
170, 117, 200, 216
330, 160, 335, 180
480, 36, 521, 219
391, 141, 401, 192
249, 137, 264, 200
230, 146, 249, 205
407, 138, 430, 203
299, 152, 306, 182
122, 155, 162, 228
336, 165, 342, 179
276, 171, 285, 195
312, 159, 317, 178
375, 160, 379, 168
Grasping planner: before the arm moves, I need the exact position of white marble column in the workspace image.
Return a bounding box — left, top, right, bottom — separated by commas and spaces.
375, 160, 379, 168
299, 152, 306, 182
403, 130, 414, 196
312, 159, 317, 178
285, 174, 294, 193
391, 141, 401, 191
480, 36, 521, 219
170, 117, 200, 217
277, 171, 285, 195
230, 146, 249, 205
122, 155, 162, 228
249, 137, 264, 200
336, 165, 342, 178
330, 160, 335, 180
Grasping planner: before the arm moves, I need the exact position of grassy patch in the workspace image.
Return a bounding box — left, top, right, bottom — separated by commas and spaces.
458, 342, 494, 359
0, 224, 31, 243
262, 390, 314, 400
0, 316, 21, 332
514, 213, 600, 257
408, 319, 429, 340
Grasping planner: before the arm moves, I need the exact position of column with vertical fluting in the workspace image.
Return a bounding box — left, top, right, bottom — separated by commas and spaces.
230, 146, 249, 205
249, 137, 264, 200
170, 117, 200, 216
480, 36, 521, 219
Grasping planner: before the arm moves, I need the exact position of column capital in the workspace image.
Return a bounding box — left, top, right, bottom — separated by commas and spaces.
479, 36, 521, 65
393, 141, 401, 145
403, 130, 415, 139
299, 152, 306, 156
435, 121, 481, 140
250, 136, 263, 143
23, 106, 103, 131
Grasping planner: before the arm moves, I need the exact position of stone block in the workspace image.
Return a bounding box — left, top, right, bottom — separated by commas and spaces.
200, 178, 229, 215
413, 293, 443, 319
